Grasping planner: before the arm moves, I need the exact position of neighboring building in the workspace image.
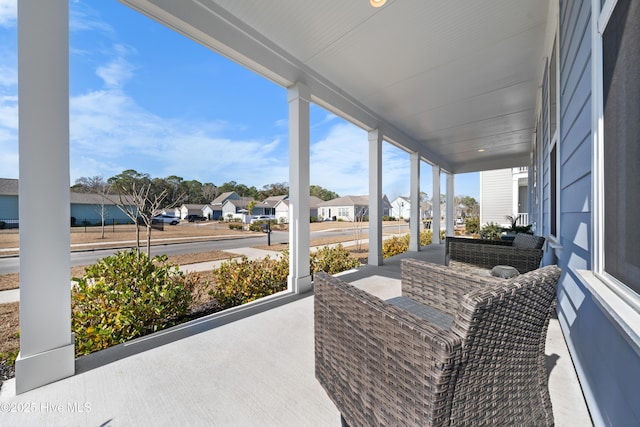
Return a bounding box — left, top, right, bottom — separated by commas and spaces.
317, 195, 391, 221
274, 196, 324, 223
209, 191, 241, 220
479, 167, 529, 227
161, 207, 181, 218
390, 196, 433, 220
0, 178, 19, 227
179, 204, 207, 219
0, 178, 134, 227
201, 204, 214, 220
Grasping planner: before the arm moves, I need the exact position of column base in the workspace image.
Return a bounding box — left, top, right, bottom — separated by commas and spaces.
368, 254, 383, 266
289, 275, 312, 294
15, 335, 74, 394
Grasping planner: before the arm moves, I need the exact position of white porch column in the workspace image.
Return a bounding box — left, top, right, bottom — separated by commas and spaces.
446, 173, 455, 237
368, 129, 383, 266
409, 152, 421, 252
16, 0, 74, 394
287, 83, 312, 293
432, 166, 441, 244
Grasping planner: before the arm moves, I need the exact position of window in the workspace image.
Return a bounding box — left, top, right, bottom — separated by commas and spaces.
547, 38, 559, 239
602, 0, 640, 294
550, 145, 557, 237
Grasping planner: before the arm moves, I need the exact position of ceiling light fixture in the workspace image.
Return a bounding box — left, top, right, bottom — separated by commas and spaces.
370, 0, 387, 8
478, 149, 486, 152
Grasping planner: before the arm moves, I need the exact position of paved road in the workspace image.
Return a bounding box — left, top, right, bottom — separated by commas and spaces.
0, 227, 388, 275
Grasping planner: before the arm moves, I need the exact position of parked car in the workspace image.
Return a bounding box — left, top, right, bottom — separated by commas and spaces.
185, 214, 206, 222
152, 215, 180, 225
250, 215, 271, 224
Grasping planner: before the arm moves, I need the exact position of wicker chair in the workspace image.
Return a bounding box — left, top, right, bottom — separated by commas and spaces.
314, 258, 560, 427
445, 233, 545, 274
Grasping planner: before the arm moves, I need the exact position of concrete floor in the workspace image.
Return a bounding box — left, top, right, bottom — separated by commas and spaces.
0, 244, 592, 426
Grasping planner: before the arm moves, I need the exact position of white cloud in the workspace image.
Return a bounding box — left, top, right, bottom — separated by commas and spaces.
310, 123, 369, 196
69, 2, 114, 36
96, 55, 135, 89
0, 0, 16, 28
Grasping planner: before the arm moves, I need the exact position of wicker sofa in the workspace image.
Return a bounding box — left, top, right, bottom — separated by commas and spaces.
445, 233, 546, 274
315, 258, 560, 426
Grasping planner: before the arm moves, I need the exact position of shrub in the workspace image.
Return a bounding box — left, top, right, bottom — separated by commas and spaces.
210, 255, 289, 309
311, 244, 361, 274
465, 217, 479, 234
383, 234, 410, 258
382, 230, 438, 258
71, 249, 194, 357
249, 222, 263, 232
229, 223, 243, 230
480, 222, 503, 240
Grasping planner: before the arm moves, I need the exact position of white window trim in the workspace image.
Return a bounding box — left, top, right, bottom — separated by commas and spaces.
588, 0, 640, 330
547, 28, 561, 245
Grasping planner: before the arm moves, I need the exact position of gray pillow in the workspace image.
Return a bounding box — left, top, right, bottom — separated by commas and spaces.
512, 233, 544, 249
491, 265, 520, 279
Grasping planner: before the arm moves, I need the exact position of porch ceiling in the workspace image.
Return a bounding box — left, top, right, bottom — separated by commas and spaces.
120, 0, 550, 173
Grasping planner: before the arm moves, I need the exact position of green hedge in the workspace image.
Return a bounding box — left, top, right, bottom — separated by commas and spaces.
71, 249, 194, 357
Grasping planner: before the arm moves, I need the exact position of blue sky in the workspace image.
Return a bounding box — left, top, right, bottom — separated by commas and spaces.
0, 0, 479, 200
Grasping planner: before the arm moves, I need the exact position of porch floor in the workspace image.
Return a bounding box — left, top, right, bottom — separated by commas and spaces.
0, 244, 592, 426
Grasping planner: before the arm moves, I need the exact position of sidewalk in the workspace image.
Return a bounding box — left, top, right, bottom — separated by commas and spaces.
0, 236, 384, 304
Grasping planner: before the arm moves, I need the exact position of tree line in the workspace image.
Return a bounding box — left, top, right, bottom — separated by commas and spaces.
72, 169, 341, 207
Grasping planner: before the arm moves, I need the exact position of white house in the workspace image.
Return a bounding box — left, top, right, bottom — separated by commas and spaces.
479, 167, 530, 227
179, 204, 206, 219
274, 196, 323, 223
318, 195, 391, 222
209, 191, 241, 220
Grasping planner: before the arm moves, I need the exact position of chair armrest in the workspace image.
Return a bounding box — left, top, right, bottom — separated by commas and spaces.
314, 272, 462, 426
400, 259, 495, 317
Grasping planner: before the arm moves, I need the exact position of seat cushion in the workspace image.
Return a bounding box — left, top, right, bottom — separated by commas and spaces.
387, 296, 454, 330
512, 233, 545, 249
491, 265, 520, 278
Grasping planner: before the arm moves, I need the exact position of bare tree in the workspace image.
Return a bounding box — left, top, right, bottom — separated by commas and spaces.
352, 206, 368, 252
110, 182, 180, 256
74, 176, 112, 239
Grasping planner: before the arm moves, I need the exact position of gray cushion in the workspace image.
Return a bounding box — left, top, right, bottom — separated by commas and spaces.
387, 296, 454, 330
512, 233, 545, 249
491, 265, 520, 278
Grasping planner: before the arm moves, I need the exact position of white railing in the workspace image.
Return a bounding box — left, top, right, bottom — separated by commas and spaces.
517, 213, 529, 226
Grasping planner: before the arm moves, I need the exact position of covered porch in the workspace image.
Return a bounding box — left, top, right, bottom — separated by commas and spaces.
11, 0, 640, 424
0, 244, 591, 426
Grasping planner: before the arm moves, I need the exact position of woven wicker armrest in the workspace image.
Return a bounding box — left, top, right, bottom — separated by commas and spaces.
401, 258, 496, 317
314, 272, 463, 427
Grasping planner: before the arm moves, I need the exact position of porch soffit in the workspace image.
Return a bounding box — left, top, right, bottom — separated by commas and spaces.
119, 0, 550, 173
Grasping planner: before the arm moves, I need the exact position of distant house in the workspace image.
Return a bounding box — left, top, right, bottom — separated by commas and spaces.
317, 195, 391, 221
0, 179, 19, 227
390, 196, 433, 220
0, 178, 135, 228
161, 207, 181, 218
479, 167, 529, 227
179, 204, 207, 219
209, 191, 241, 220
201, 204, 214, 220
274, 196, 324, 223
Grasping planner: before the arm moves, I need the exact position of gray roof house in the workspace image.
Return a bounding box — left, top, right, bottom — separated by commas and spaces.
317, 195, 391, 221
0, 178, 135, 227
274, 195, 323, 223
11, 1, 640, 425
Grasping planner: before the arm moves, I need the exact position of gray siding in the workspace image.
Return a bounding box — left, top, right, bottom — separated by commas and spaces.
552, 1, 640, 425
479, 169, 512, 226
0, 195, 18, 219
